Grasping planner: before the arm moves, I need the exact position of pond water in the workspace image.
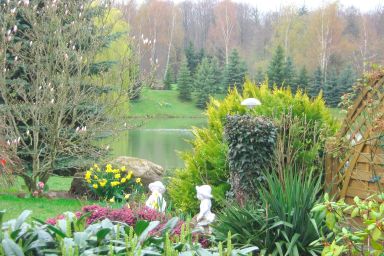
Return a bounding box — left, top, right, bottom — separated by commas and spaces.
105, 118, 206, 170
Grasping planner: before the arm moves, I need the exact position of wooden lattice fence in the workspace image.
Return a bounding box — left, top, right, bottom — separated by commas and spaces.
325, 71, 384, 203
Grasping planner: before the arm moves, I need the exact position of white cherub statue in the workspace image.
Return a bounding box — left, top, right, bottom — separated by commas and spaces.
145, 181, 166, 212
196, 185, 215, 227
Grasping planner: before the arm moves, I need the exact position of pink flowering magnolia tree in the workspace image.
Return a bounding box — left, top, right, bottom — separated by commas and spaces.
0, 0, 128, 191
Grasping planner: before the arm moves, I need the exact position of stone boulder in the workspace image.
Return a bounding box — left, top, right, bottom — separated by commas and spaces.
111, 156, 164, 185
69, 172, 97, 199
68, 157, 164, 197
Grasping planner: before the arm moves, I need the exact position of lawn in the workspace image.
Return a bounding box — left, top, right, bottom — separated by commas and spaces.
129, 88, 205, 118
0, 176, 73, 194
330, 108, 347, 120
0, 194, 87, 222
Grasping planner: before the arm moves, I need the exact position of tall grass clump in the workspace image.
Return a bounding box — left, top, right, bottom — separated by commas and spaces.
214, 169, 326, 255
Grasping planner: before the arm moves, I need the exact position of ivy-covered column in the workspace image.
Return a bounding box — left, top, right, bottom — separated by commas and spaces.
224, 115, 277, 205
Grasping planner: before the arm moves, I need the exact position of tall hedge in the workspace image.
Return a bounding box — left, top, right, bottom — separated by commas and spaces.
168, 80, 338, 213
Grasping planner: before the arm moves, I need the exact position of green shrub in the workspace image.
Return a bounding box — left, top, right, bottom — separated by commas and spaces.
168, 80, 338, 212
214, 169, 326, 255
312, 194, 384, 255
225, 115, 277, 203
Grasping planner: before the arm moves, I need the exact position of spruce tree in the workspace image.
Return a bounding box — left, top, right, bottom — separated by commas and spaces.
184, 41, 199, 75
194, 58, 215, 109
337, 65, 355, 97
163, 66, 174, 90
283, 56, 296, 91
308, 66, 323, 98
267, 45, 285, 88
224, 49, 247, 91
210, 57, 223, 93
324, 68, 338, 107
255, 68, 264, 85
296, 66, 309, 93
177, 60, 192, 101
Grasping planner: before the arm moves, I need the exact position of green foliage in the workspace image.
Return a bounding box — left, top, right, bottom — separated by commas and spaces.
177, 60, 193, 101
214, 169, 325, 256
224, 49, 247, 91
225, 115, 277, 202
168, 80, 337, 212
163, 66, 175, 90
296, 66, 309, 93
184, 41, 204, 75
195, 58, 216, 109
312, 194, 384, 255
309, 66, 323, 98
0, 0, 124, 191
267, 45, 285, 88
0, 210, 258, 255
324, 68, 339, 107
283, 56, 296, 90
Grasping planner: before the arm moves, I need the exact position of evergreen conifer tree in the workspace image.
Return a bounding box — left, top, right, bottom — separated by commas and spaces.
267, 45, 285, 88
337, 65, 355, 96
324, 68, 339, 107
163, 66, 174, 90
210, 57, 223, 93
177, 60, 192, 101
255, 68, 264, 85
224, 49, 247, 91
283, 56, 296, 90
194, 58, 215, 108
184, 41, 200, 75
296, 66, 309, 93
308, 66, 323, 97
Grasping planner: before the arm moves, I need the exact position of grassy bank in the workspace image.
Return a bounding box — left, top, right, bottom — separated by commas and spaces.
129, 89, 205, 118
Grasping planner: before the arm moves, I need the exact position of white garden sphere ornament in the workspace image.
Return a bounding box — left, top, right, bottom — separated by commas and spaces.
241, 98, 262, 109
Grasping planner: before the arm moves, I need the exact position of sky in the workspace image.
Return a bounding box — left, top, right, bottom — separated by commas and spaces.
133, 0, 384, 13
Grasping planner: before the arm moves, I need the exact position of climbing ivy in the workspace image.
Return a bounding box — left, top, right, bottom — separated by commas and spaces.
225, 115, 277, 203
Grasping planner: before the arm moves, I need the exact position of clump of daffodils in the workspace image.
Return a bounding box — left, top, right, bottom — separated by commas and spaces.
85, 164, 143, 202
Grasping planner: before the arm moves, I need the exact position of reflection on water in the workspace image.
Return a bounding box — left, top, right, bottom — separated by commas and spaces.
105, 118, 206, 170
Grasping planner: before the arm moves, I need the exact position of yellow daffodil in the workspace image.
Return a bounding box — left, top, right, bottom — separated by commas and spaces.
86, 179, 91, 183
126, 171, 133, 180
121, 166, 126, 172
110, 181, 120, 187
105, 164, 113, 173
92, 184, 98, 189
99, 179, 107, 187
114, 173, 121, 179
84, 171, 91, 180
135, 177, 141, 184
93, 175, 98, 180
113, 169, 119, 174
109, 197, 115, 203
93, 164, 99, 169
121, 177, 127, 183
124, 193, 130, 200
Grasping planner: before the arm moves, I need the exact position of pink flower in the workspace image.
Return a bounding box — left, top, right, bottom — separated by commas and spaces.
46, 218, 57, 225
38, 181, 44, 189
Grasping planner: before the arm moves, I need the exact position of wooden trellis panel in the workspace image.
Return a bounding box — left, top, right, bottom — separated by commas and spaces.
325, 71, 384, 202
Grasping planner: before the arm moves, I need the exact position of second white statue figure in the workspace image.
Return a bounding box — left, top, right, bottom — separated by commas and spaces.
196, 185, 215, 227
145, 181, 166, 212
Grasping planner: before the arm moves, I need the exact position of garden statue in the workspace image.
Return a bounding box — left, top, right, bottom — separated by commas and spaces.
195, 185, 215, 233
145, 181, 166, 212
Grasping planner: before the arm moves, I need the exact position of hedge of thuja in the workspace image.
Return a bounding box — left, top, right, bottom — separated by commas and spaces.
168, 80, 338, 213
